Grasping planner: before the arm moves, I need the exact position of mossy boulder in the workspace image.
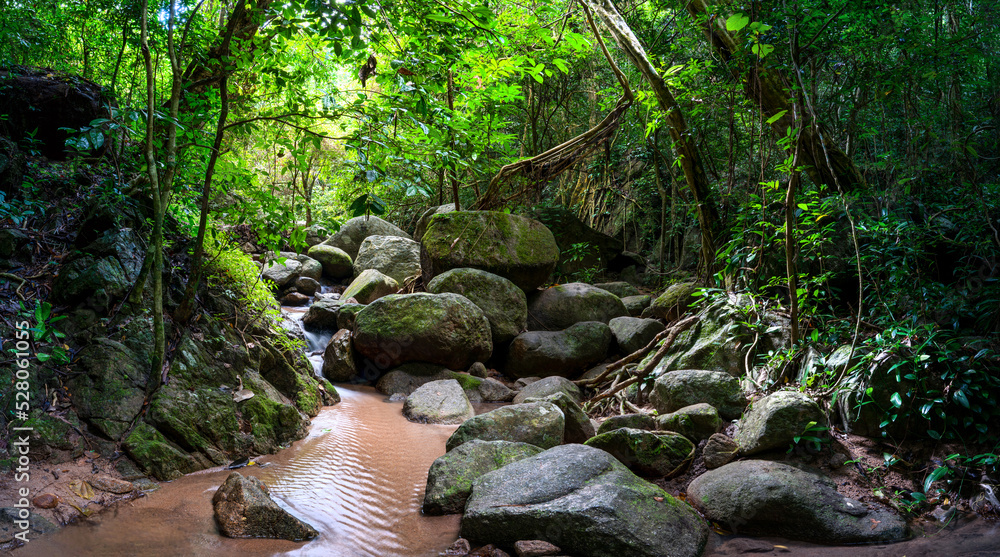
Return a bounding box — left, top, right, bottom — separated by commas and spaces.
295, 254, 323, 280
422, 439, 542, 515
446, 401, 565, 451
593, 281, 640, 298
261, 255, 302, 287
609, 316, 665, 355
526, 282, 628, 331
461, 444, 707, 557
302, 298, 342, 330
702, 433, 739, 469
651, 369, 747, 420
375, 365, 511, 402
735, 390, 826, 455
656, 403, 723, 441
403, 379, 475, 425
354, 293, 492, 370
123, 423, 200, 481
506, 321, 612, 379
213, 472, 318, 541
336, 303, 365, 331
687, 460, 908, 544
512, 375, 582, 404
307, 244, 353, 278
320, 215, 411, 259
648, 282, 698, 320
522, 391, 595, 444
354, 235, 422, 283
584, 428, 695, 478
426, 267, 527, 344
66, 339, 149, 440
341, 268, 399, 304
420, 211, 560, 292
413, 203, 456, 242
621, 294, 652, 317
53, 255, 130, 308
322, 329, 358, 382
597, 413, 657, 435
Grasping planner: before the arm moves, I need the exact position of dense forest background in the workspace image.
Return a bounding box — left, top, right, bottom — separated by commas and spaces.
2, 0, 998, 455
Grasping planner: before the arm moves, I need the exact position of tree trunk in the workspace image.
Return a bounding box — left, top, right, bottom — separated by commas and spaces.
684, 0, 865, 192
582, 0, 721, 271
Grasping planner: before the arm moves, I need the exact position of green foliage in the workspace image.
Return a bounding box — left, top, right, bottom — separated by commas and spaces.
204, 239, 280, 325
787, 420, 829, 454
16, 300, 70, 365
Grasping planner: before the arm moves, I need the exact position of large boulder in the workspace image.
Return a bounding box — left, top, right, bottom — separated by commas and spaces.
687, 460, 908, 544
375, 364, 453, 396
420, 211, 560, 292
609, 317, 665, 354
529, 206, 623, 274
446, 401, 565, 451
320, 215, 411, 259
341, 269, 399, 304
735, 390, 826, 455
321, 329, 357, 382
403, 379, 475, 425
522, 391, 595, 444
593, 281, 640, 298
353, 235, 422, 284
354, 293, 492, 370
596, 413, 656, 436
306, 244, 353, 278
648, 282, 698, 320
0, 66, 112, 159
526, 283, 628, 331
261, 254, 302, 287
506, 322, 612, 379
301, 298, 341, 330
584, 428, 695, 478
295, 254, 323, 280
651, 370, 747, 420
621, 295, 652, 317
656, 403, 723, 441
461, 444, 707, 557
212, 472, 318, 541
422, 439, 543, 515
512, 376, 581, 404
53, 255, 130, 309
413, 203, 456, 242
426, 268, 527, 344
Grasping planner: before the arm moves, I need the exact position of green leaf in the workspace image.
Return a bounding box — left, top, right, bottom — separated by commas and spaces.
890, 392, 903, 408
766, 110, 788, 125
923, 465, 949, 493
726, 13, 750, 32
751, 43, 775, 58
953, 390, 970, 409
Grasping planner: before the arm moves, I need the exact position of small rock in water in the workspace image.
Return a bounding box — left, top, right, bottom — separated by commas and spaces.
714, 538, 779, 554
227, 457, 249, 469
440, 538, 472, 556
281, 292, 311, 306
467, 544, 511, 557
32, 493, 59, 509
89, 475, 135, 494
468, 361, 489, 378
213, 472, 318, 541
514, 539, 563, 557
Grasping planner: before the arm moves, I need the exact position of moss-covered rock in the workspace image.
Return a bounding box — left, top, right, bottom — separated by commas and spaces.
651, 369, 747, 420
307, 244, 353, 278
522, 391, 595, 444
422, 439, 543, 515
596, 413, 657, 435
53, 255, 130, 308
506, 321, 611, 379
609, 316, 665, 355
341, 268, 399, 304
735, 390, 826, 455
687, 460, 908, 544
403, 379, 475, 424
461, 444, 707, 557
446, 401, 565, 451
648, 282, 698, 320
295, 254, 323, 280
301, 298, 342, 330
354, 293, 492, 370
123, 423, 200, 481
526, 282, 628, 331
261, 255, 302, 287
621, 294, 652, 317
354, 235, 422, 283
512, 375, 581, 404
656, 403, 723, 441
593, 281, 640, 298
320, 215, 411, 259
427, 267, 527, 344
413, 203, 455, 242
213, 472, 318, 541
420, 211, 559, 292
584, 427, 695, 478
66, 339, 148, 440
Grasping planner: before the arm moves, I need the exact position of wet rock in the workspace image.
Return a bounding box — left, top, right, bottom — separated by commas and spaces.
336, 303, 365, 331
468, 545, 511, 557
593, 281, 639, 298
735, 390, 825, 455
302, 298, 342, 330
280, 292, 310, 306
514, 540, 563, 557
596, 413, 656, 435
468, 361, 489, 378
32, 493, 59, 509
648, 282, 697, 320
89, 475, 135, 494
322, 329, 357, 382
441, 537, 472, 555
421, 211, 560, 292
427, 267, 527, 344
651, 369, 747, 420
414, 203, 456, 243
376, 364, 454, 396
585, 428, 695, 477
354, 235, 422, 284
608, 316, 664, 355
321, 215, 411, 259
506, 322, 612, 379
655, 403, 723, 441
526, 283, 628, 331
621, 295, 652, 317
262, 254, 302, 287
404, 379, 475, 425
468, 377, 515, 403
687, 460, 909, 544
713, 538, 778, 555
212, 472, 318, 541
355, 293, 492, 370
294, 276, 321, 296
512, 376, 581, 404
341, 268, 399, 304
702, 433, 739, 469
522, 392, 595, 444
461, 444, 707, 557
0, 507, 57, 543
423, 439, 544, 515
446, 401, 565, 451
307, 244, 353, 278
295, 254, 323, 280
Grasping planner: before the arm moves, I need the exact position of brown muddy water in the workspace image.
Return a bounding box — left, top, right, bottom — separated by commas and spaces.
14, 386, 461, 557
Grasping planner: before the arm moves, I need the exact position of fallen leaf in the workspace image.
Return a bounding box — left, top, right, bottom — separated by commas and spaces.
68, 479, 95, 500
